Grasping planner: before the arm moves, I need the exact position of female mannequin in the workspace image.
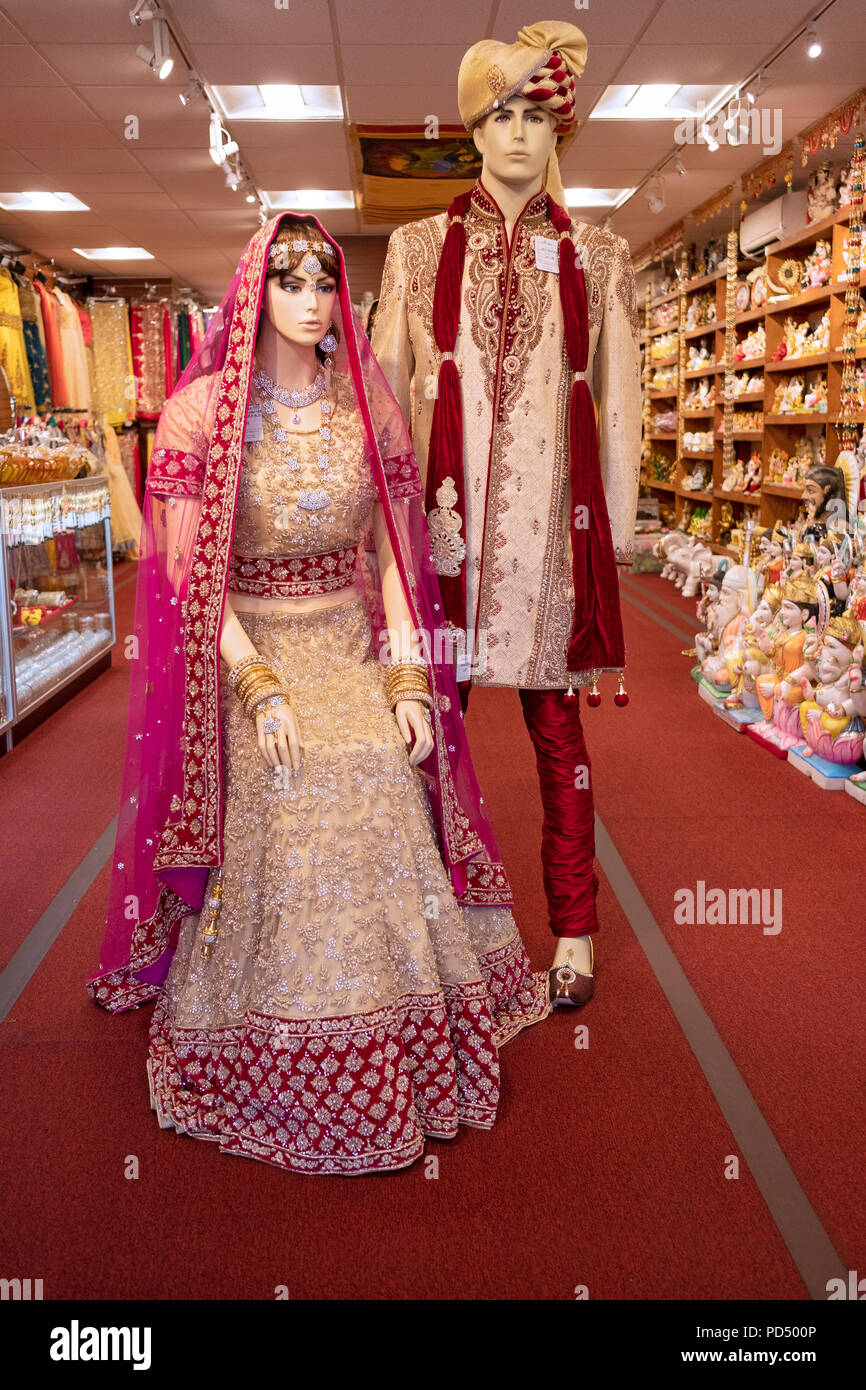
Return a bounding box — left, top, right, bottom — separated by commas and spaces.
88, 215, 550, 1176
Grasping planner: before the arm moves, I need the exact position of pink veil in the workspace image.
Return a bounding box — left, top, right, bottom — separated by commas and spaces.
88, 213, 513, 1014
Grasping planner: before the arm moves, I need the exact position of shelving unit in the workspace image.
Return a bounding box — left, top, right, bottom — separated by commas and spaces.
638, 202, 866, 552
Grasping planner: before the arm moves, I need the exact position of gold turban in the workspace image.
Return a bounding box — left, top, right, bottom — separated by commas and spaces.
457, 20, 588, 208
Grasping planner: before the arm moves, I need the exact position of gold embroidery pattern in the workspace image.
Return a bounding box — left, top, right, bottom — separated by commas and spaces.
468, 189, 552, 657
526, 340, 574, 685
427, 475, 466, 577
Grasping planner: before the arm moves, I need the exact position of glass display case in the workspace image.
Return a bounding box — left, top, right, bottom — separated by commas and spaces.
0, 477, 114, 743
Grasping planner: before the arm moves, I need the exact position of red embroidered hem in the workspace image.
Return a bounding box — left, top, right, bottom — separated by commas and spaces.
146, 939, 550, 1176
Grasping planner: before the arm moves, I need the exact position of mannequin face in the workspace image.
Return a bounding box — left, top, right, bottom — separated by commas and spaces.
260, 262, 337, 348
472, 96, 557, 187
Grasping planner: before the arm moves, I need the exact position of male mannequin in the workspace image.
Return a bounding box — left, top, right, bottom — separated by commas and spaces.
372, 21, 641, 1004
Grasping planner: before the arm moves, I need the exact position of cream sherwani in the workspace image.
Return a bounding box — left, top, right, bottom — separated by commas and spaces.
372, 180, 642, 688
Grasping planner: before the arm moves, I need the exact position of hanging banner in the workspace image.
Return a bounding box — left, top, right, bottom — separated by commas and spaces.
800, 86, 866, 165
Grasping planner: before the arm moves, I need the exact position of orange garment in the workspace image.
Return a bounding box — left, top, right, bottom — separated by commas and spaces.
33, 279, 69, 407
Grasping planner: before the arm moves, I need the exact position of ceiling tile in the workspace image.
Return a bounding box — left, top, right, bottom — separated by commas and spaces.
190, 45, 339, 85
172, 0, 332, 45
0, 42, 65, 84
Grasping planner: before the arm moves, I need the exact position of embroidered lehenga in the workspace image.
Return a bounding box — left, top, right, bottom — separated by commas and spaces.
88, 215, 549, 1176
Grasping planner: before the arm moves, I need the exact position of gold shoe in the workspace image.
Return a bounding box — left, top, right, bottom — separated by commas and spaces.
548, 939, 595, 1009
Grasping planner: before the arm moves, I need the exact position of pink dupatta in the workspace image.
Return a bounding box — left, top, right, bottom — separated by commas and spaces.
88, 213, 514, 1014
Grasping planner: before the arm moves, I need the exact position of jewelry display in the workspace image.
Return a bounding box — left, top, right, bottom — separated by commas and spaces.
251, 365, 338, 528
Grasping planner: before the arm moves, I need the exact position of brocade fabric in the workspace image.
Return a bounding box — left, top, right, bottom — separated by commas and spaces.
372, 180, 642, 688
147, 603, 549, 1176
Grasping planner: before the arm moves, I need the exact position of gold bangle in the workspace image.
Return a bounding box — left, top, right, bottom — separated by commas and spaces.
390, 689, 434, 712
242, 685, 285, 717
235, 668, 279, 701
240, 682, 283, 715
228, 655, 268, 690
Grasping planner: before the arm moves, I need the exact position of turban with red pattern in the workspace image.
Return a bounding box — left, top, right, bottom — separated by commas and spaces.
457, 20, 587, 203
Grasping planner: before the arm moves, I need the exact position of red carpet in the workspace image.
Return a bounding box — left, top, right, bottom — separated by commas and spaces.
0, 565, 861, 1299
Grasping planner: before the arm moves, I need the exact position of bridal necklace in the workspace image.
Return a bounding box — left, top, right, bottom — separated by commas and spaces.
252, 363, 326, 424
251, 367, 336, 528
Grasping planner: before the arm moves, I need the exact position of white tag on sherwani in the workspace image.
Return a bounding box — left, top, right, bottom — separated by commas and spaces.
244, 405, 263, 442
534, 236, 560, 273
456, 650, 472, 682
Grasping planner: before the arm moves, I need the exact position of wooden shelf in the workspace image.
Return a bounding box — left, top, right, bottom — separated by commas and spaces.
677, 486, 714, 502
716, 488, 763, 503
650, 287, 681, 309
685, 268, 727, 292
639, 198, 862, 553
765, 350, 840, 372
764, 283, 832, 312
647, 321, 678, 337
763, 482, 805, 496
765, 411, 829, 424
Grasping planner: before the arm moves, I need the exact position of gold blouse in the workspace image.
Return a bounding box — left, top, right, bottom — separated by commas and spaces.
232, 370, 378, 560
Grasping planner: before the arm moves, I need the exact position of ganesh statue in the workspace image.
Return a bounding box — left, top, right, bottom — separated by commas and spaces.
796, 609, 866, 772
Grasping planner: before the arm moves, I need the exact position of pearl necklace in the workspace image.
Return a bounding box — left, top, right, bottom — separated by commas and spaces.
252, 364, 326, 424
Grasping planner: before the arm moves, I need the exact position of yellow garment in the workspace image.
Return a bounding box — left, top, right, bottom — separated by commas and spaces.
0, 267, 34, 407
101, 417, 141, 558
89, 298, 136, 427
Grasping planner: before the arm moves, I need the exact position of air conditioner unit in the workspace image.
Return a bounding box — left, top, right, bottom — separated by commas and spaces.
740, 190, 808, 255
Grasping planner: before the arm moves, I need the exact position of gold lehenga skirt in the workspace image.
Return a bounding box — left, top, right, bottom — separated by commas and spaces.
147, 597, 550, 1175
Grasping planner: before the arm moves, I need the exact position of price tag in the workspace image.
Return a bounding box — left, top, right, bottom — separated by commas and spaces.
534, 235, 560, 273
244, 405, 263, 442
456, 651, 472, 682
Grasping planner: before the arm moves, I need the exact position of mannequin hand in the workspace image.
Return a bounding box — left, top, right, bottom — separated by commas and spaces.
395, 699, 434, 767
255, 701, 304, 773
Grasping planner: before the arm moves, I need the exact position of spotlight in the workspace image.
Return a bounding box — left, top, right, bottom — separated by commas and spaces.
746, 68, 766, 104
131, 5, 174, 80
645, 176, 665, 215
245, 190, 256, 204
179, 75, 200, 107
702, 124, 720, 153
805, 24, 822, 59
674, 156, 687, 178
208, 110, 238, 165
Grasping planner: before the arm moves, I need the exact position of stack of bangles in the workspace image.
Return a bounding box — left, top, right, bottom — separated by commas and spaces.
386, 658, 434, 721
228, 654, 291, 720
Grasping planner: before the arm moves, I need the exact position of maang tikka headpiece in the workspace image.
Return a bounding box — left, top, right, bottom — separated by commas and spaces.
268, 237, 335, 275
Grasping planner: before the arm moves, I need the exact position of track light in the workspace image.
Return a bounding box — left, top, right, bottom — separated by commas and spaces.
245, 190, 257, 204
746, 68, 766, 104
702, 124, 720, 153
131, 4, 174, 79
674, 156, 687, 178
179, 75, 201, 107
208, 110, 238, 165
645, 176, 665, 215
805, 23, 822, 59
